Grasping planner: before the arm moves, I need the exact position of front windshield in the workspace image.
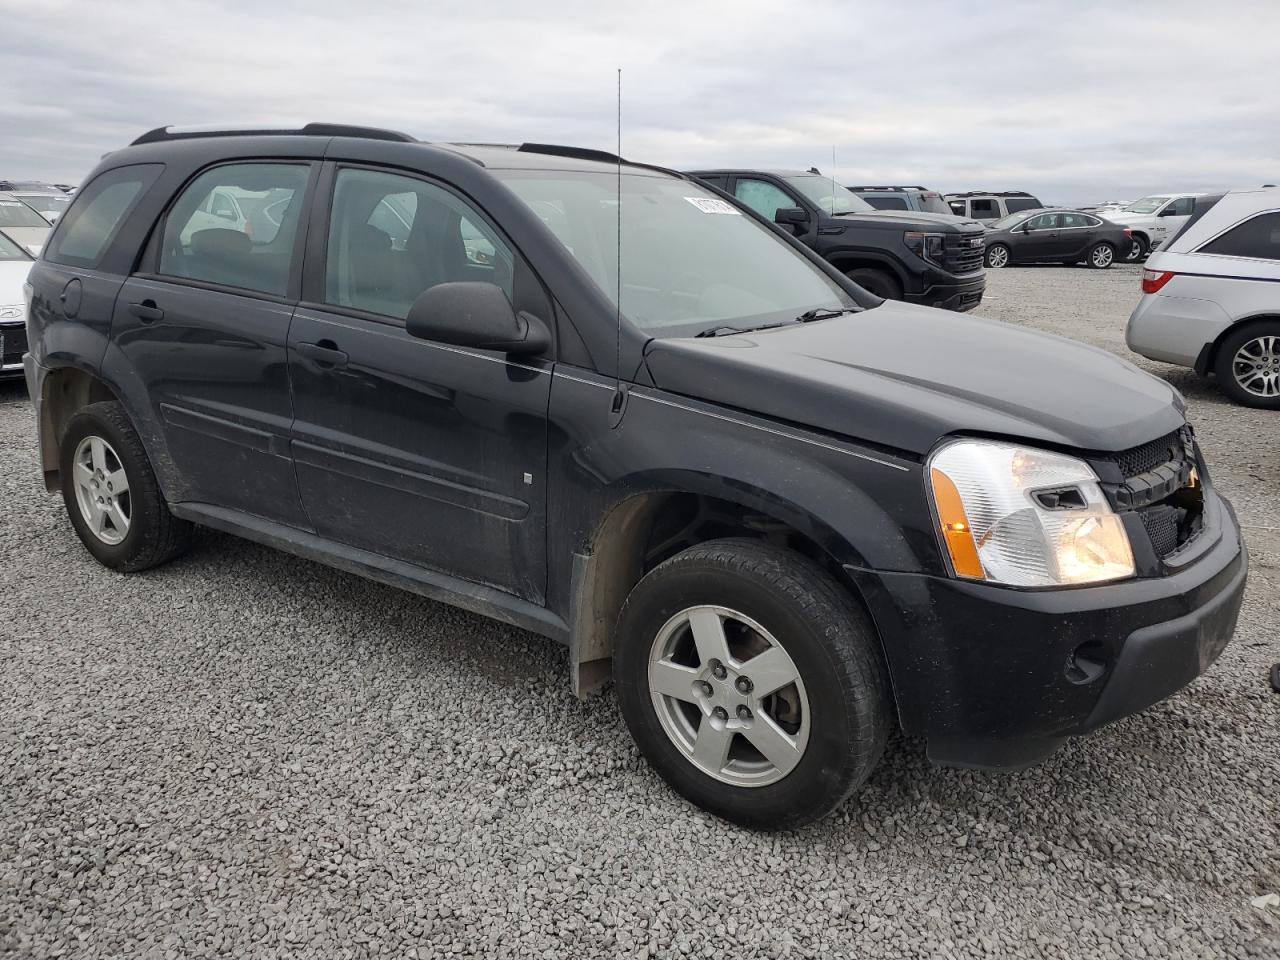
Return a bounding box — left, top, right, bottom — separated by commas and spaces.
1124, 196, 1170, 214
0, 232, 30, 260
17, 194, 70, 214
782, 176, 874, 216
496, 170, 856, 337
988, 212, 1031, 230
0, 198, 50, 228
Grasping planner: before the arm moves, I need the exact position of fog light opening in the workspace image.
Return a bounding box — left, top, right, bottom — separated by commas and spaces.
1065, 642, 1109, 685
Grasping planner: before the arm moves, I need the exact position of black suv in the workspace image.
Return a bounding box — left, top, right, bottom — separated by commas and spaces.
687, 168, 986, 310
23, 124, 1246, 829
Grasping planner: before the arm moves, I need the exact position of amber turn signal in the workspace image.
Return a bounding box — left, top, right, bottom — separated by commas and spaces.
930, 467, 985, 579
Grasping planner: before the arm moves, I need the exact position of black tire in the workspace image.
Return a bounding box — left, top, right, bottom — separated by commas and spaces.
845, 268, 902, 301
59, 401, 194, 571
1086, 242, 1115, 269
1213, 321, 1280, 410
984, 244, 1011, 269
614, 538, 891, 830
1124, 234, 1148, 263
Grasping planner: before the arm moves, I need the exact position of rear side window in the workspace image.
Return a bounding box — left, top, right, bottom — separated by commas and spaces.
970, 198, 999, 218
159, 163, 310, 296
325, 167, 514, 320
1198, 212, 1280, 261
1004, 197, 1041, 213
865, 196, 909, 210
44, 164, 162, 268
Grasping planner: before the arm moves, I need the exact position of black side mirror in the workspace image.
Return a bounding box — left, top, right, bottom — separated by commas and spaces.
406, 282, 549, 355
1020, 222, 1033, 233
774, 206, 809, 226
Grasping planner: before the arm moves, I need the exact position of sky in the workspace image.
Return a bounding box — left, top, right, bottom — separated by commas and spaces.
1, 0, 1276, 205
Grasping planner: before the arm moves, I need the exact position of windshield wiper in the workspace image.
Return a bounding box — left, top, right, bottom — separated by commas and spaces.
694, 325, 747, 338
795, 307, 857, 323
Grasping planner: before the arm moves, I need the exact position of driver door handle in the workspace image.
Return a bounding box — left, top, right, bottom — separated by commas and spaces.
297, 340, 349, 368
129, 300, 164, 323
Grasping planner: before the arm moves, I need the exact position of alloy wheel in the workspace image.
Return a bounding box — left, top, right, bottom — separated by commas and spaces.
1126, 239, 1144, 262
72, 435, 131, 545
1091, 245, 1114, 268
647, 605, 810, 787
1231, 335, 1280, 399
987, 246, 1009, 268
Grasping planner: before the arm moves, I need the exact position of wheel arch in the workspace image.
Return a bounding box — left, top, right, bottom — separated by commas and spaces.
1195, 312, 1280, 376
36, 364, 123, 492
825, 249, 910, 289
566, 475, 905, 712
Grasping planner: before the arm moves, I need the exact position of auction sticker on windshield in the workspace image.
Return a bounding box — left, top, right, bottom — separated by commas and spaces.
684, 197, 741, 215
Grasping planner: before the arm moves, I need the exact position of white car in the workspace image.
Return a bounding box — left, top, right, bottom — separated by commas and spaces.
5, 190, 72, 224
0, 231, 33, 378
1105, 193, 1204, 262
0, 195, 52, 256
1126, 187, 1280, 408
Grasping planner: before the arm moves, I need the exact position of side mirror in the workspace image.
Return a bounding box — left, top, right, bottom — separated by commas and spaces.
1020, 222, 1033, 233
1158, 207, 1179, 217
773, 206, 809, 226
406, 282, 549, 355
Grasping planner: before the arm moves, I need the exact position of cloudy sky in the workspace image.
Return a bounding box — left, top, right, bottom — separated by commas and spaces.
2, 0, 1276, 204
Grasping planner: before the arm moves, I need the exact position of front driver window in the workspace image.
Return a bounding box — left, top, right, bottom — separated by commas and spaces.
325, 167, 513, 320
734, 179, 797, 221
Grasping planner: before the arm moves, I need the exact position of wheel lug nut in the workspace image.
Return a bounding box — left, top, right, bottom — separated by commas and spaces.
710, 660, 727, 680
699, 681, 714, 697
735, 676, 753, 694
737, 705, 752, 720
712, 707, 728, 723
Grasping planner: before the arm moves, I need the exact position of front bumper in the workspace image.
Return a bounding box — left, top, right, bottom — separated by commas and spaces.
905, 272, 985, 312
849, 489, 1247, 769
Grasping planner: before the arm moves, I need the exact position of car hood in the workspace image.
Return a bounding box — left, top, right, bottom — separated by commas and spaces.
643, 301, 1184, 457
0, 259, 33, 304
1100, 211, 1152, 225
836, 210, 984, 231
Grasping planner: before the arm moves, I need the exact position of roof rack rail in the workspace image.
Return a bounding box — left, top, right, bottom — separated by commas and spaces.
517, 143, 624, 165
847, 185, 930, 192
944, 190, 1036, 199
131, 123, 417, 146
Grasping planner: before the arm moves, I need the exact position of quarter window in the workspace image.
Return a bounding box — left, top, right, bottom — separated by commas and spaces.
1199, 212, 1280, 261
45, 164, 163, 268
159, 163, 310, 296
325, 167, 513, 320
734, 179, 798, 221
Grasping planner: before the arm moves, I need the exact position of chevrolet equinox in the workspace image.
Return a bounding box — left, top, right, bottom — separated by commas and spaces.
22, 124, 1247, 829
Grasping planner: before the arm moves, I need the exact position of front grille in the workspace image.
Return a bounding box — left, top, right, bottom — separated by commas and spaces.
1100, 425, 1203, 561
0, 322, 26, 367
942, 232, 986, 275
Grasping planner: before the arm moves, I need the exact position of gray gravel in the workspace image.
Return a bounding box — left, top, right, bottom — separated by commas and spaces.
2, 264, 1278, 959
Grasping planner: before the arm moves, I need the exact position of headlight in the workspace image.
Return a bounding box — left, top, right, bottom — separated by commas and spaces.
904, 231, 946, 264
928, 439, 1134, 587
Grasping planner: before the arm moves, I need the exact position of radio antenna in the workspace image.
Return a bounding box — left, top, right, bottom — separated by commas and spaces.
831, 145, 837, 216
611, 67, 624, 415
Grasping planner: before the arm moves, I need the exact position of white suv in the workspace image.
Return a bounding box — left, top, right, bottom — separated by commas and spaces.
1106, 193, 1204, 262
1126, 187, 1280, 408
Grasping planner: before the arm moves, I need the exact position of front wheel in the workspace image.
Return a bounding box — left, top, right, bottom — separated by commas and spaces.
845, 267, 902, 301
1087, 242, 1115, 269
614, 538, 891, 830
985, 244, 1011, 268
1214, 322, 1280, 409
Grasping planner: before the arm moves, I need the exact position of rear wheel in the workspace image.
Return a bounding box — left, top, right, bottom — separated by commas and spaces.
59, 401, 194, 571
1214, 322, 1280, 409
1124, 234, 1148, 262
614, 538, 891, 830
985, 244, 1011, 268
845, 267, 902, 301
1087, 242, 1115, 269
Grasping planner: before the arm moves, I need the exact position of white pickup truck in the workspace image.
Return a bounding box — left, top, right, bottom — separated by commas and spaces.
1104, 193, 1204, 262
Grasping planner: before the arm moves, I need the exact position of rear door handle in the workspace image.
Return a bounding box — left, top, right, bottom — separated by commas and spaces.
130, 300, 164, 323
296, 340, 348, 368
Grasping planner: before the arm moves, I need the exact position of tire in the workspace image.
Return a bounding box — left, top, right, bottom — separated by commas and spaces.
985, 244, 1011, 269
1213, 321, 1280, 409
614, 538, 891, 830
59, 401, 194, 571
1086, 242, 1115, 269
1124, 234, 1148, 263
845, 268, 902, 301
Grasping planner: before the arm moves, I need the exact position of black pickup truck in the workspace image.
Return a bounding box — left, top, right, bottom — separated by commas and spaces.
688, 168, 987, 311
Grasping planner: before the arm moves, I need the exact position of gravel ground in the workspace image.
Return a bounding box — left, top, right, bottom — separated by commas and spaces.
2, 264, 1278, 959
